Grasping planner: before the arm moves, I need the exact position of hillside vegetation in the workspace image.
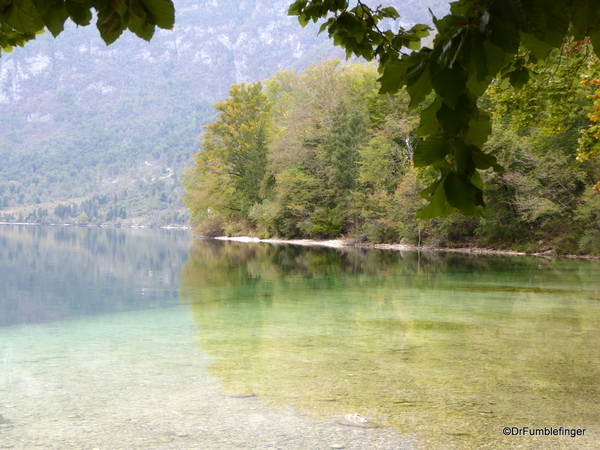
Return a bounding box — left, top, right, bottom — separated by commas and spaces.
0, 0, 449, 227
184, 54, 600, 255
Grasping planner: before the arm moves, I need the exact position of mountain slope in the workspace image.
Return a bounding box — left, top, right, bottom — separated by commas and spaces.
0, 0, 448, 226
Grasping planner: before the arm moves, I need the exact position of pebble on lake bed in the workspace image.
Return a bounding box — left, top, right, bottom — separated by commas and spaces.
336, 413, 379, 428
344, 413, 368, 423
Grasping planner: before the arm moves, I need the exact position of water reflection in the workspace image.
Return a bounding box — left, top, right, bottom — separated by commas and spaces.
181, 239, 600, 450
0, 225, 190, 326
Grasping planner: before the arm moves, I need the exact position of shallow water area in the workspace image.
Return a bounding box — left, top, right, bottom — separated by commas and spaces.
1, 307, 414, 450
0, 226, 417, 449
181, 239, 600, 450
1, 226, 599, 450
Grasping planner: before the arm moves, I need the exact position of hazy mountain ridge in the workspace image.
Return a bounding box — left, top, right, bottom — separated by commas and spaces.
0, 0, 447, 226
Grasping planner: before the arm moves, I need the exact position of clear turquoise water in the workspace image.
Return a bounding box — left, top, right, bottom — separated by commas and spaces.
1, 226, 599, 449
181, 239, 600, 449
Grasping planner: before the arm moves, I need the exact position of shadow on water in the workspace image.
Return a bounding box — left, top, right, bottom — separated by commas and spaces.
0, 225, 190, 326
181, 238, 600, 450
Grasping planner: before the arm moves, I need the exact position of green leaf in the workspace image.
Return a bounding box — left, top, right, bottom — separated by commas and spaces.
466, 72, 493, 97
337, 12, 366, 43
509, 66, 530, 90
430, 65, 467, 108
464, 26, 488, 80
141, 0, 174, 29
417, 97, 442, 136
377, 58, 406, 94
4, 0, 37, 32
318, 20, 329, 34
472, 149, 504, 172
539, 4, 570, 47
470, 170, 484, 190
42, 5, 69, 37
111, 0, 128, 17
128, 14, 155, 40
590, 27, 600, 58
406, 38, 421, 51
436, 96, 472, 136
453, 138, 474, 176
411, 23, 430, 39
464, 111, 491, 147
487, 10, 521, 54
65, 1, 92, 26
287, 0, 307, 16
449, 1, 470, 16
416, 180, 455, 219
97, 8, 124, 45
435, 103, 462, 136
464, 34, 496, 96
298, 12, 309, 27
31, 0, 56, 15
406, 58, 432, 109
380, 6, 399, 19
444, 172, 485, 216
413, 137, 451, 167
483, 40, 511, 78
570, 0, 600, 40
419, 177, 440, 200
520, 31, 553, 60
354, 3, 368, 17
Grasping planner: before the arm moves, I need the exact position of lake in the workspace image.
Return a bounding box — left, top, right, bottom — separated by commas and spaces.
0, 225, 598, 449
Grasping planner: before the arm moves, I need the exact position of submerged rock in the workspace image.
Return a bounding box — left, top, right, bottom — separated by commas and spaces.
337, 414, 379, 428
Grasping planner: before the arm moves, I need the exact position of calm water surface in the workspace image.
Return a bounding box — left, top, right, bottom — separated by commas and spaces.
0, 226, 598, 449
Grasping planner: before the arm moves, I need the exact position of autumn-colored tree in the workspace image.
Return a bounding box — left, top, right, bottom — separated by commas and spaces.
579, 69, 600, 164
184, 82, 271, 235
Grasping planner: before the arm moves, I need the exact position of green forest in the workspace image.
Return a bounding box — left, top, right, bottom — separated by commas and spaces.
184, 47, 600, 255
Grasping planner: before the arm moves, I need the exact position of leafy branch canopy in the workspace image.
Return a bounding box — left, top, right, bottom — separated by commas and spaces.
0, 0, 175, 52
288, 0, 600, 217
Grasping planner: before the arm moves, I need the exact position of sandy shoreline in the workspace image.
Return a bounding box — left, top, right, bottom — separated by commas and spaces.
212, 236, 600, 259
215, 236, 349, 248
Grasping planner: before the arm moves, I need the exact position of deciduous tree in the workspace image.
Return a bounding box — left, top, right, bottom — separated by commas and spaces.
288, 0, 600, 217
184, 82, 271, 234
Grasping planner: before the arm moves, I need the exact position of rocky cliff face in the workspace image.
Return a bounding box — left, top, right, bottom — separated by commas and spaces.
0, 0, 447, 226
0, 0, 338, 114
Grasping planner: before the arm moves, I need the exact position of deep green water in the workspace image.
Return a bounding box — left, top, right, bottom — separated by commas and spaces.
1, 226, 599, 449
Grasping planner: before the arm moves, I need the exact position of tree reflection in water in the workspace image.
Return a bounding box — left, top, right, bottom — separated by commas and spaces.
181, 239, 600, 450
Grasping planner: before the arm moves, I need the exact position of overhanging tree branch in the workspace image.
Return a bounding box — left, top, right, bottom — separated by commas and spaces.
289, 0, 600, 217
0, 0, 175, 52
